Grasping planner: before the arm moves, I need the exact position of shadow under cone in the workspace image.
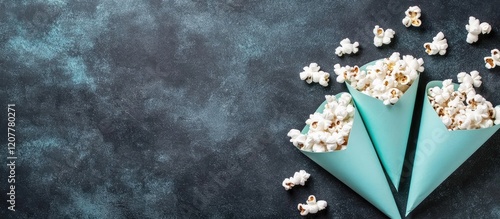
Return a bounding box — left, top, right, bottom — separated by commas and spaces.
299, 93, 401, 219
405, 81, 500, 215
345, 60, 419, 190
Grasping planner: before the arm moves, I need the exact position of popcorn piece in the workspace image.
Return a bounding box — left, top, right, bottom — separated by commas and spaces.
429, 86, 450, 104
373, 25, 395, 47
403, 54, 425, 78
492, 49, 500, 60
428, 71, 500, 130
288, 94, 355, 152
299, 63, 330, 87
402, 6, 422, 27
402, 17, 412, 28
306, 113, 331, 132
318, 72, 330, 87
480, 22, 492, 34
485, 57, 496, 69
457, 71, 481, 88
297, 195, 327, 216
424, 32, 448, 55
484, 49, 500, 69
494, 106, 500, 125
466, 16, 482, 43
333, 64, 360, 84
334, 52, 424, 105
383, 88, 403, 105
335, 38, 359, 57
466, 16, 491, 44
282, 170, 310, 190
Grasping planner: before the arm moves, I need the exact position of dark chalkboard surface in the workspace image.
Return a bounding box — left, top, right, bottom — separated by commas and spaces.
1, 0, 499, 218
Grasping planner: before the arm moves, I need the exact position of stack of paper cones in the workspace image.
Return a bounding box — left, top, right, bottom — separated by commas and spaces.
299, 92, 401, 219
345, 60, 420, 190
405, 81, 500, 215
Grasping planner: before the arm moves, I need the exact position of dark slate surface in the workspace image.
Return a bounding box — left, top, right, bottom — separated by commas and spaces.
1, 0, 499, 218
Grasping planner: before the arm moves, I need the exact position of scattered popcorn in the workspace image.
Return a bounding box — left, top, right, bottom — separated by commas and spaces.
334, 52, 424, 105
428, 71, 500, 130
335, 38, 359, 57
373, 25, 395, 47
299, 63, 330, 87
402, 6, 422, 27
287, 93, 354, 152
297, 195, 327, 216
457, 71, 481, 88
282, 170, 311, 190
484, 49, 500, 69
465, 16, 491, 44
424, 32, 448, 56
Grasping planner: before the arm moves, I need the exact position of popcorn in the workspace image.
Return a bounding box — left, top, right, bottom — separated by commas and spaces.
480, 22, 492, 34
484, 49, 500, 69
333, 64, 359, 84
424, 32, 448, 56
299, 63, 330, 87
495, 106, 500, 125
282, 170, 311, 190
428, 71, 500, 130
334, 52, 424, 105
457, 71, 481, 88
465, 16, 491, 44
403, 55, 425, 79
297, 195, 327, 216
373, 25, 395, 47
335, 38, 359, 57
287, 129, 308, 149
288, 94, 354, 152
402, 6, 422, 27
306, 112, 331, 132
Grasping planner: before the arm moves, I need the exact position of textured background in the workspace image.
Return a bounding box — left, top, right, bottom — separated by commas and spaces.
1, 0, 499, 218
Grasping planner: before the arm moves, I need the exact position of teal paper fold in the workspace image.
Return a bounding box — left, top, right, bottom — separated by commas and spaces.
345, 60, 419, 190
300, 92, 401, 219
405, 81, 500, 215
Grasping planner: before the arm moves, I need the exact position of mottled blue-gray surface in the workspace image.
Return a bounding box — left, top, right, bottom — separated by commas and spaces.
0, 0, 499, 218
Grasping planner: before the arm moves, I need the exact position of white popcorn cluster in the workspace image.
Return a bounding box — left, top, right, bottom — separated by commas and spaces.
465, 16, 491, 44
282, 170, 311, 190
402, 6, 422, 27
484, 49, 500, 69
373, 25, 395, 47
287, 93, 354, 152
424, 32, 448, 56
335, 38, 359, 57
428, 71, 500, 130
299, 63, 330, 87
297, 195, 327, 216
334, 52, 424, 105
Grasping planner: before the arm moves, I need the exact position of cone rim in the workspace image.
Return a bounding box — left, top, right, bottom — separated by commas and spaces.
424, 80, 500, 132
345, 59, 421, 107
298, 92, 358, 154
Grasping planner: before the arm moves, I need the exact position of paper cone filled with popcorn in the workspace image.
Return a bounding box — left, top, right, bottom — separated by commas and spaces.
288, 93, 401, 219
334, 52, 424, 190
406, 72, 500, 215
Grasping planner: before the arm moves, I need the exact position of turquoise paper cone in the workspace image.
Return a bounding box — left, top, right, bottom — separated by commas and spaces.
405, 81, 500, 215
345, 60, 420, 190
299, 93, 401, 219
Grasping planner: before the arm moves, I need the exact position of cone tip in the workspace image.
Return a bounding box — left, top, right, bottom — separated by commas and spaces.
391, 176, 400, 191
405, 200, 415, 216
389, 211, 403, 219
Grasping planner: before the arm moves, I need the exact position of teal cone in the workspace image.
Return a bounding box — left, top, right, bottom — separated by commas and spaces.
299, 92, 401, 219
406, 81, 500, 215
